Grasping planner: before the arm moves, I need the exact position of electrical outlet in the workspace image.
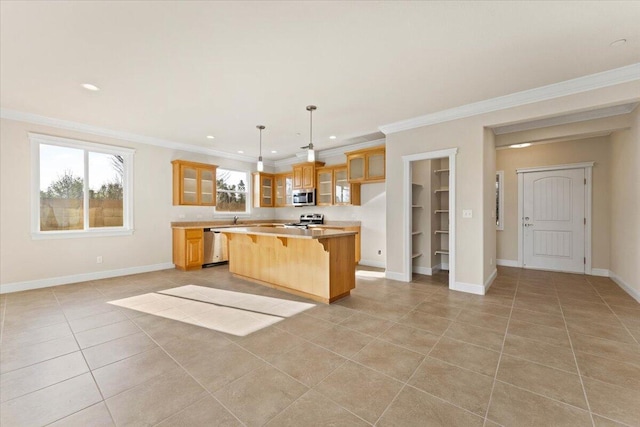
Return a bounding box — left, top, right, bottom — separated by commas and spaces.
378, 250, 382, 255
96, 256, 103, 264
462, 209, 473, 218
178, 214, 185, 219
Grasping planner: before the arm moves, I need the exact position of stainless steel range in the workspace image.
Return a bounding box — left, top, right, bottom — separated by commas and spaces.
284, 213, 324, 229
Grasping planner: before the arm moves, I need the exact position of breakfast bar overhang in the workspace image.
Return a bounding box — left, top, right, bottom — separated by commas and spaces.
221, 227, 356, 303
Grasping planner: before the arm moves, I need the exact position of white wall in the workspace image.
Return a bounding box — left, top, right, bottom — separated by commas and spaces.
609, 106, 640, 299
0, 119, 385, 291
384, 80, 640, 291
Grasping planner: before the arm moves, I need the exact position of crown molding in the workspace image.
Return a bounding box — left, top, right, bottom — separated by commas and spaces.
379, 63, 640, 135
273, 138, 386, 169
0, 109, 275, 166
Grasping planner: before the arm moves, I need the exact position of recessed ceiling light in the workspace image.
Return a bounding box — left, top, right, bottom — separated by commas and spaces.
271, 150, 277, 154
206, 135, 215, 139
509, 143, 532, 149
237, 150, 244, 154
81, 83, 100, 91
329, 135, 337, 140
610, 38, 627, 47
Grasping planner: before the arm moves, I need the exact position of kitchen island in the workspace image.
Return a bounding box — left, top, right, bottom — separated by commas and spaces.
220, 227, 356, 303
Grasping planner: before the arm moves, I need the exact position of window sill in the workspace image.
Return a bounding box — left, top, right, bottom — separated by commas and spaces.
31, 228, 134, 240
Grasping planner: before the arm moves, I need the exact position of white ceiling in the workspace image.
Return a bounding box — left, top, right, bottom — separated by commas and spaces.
1, 1, 639, 161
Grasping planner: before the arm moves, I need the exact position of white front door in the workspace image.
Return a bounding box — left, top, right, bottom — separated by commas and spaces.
523, 168, 585, 273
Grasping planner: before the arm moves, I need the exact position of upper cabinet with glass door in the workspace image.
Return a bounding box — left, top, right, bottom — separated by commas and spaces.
345, 146, 385, 183
275, 173, 293, 207
171, 160, 217, 206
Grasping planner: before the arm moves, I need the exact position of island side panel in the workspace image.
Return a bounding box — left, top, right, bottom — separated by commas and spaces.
225, 233, 333, 301
327, 235, 356, 301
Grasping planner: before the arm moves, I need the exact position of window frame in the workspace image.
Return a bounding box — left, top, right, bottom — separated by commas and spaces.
496, 170, 505, 231
214, 167, 251, 217
30, 133, 135, 239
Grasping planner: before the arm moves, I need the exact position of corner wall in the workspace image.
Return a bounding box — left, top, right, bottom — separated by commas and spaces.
609, 107, 640, 299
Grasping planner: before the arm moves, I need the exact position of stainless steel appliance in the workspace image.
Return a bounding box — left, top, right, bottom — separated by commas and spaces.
284, 213, 324, 229
203, 228, 228, 267
292, 189, 316, 206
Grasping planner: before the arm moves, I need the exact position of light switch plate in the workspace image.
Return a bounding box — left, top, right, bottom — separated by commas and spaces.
462, 209, 473, 218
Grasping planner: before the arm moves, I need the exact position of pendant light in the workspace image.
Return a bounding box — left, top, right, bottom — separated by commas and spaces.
256, 125, 265, 172
303, 105, 316, 162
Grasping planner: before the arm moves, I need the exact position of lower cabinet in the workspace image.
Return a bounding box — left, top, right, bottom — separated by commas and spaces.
173, 228, 203, 271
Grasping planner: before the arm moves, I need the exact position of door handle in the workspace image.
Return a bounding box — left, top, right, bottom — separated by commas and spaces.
524, 223, 533, 227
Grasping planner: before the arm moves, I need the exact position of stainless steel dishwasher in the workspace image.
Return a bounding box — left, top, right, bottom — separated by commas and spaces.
203, 228, 229, 267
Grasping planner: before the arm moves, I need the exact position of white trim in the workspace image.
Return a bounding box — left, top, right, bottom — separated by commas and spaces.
412, 266, 433, 275
497, 259, 519, 267
451, 281, 485, 295
359, 259, 386, 269
385, 271, 405, 281
402, 148, 457, 291
517, 163, 593, 273
516, 162, 595, 174
379, 63, 640, 134
2, 109, 269, 165
31, 133, 135, 238
485, 268, 498, 293
0, 263, 174, 294
609, 272, 640, 303
590, 268, 610, 277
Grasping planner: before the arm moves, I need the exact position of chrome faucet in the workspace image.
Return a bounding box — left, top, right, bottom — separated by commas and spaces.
233, 215, 239, 225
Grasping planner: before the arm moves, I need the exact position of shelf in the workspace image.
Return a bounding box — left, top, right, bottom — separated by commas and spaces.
411, 253, 422, 259
434, 169, 450, 174
411, 183, 423, 188
412, 205, 423, 209
412, 231, 423, 236
434, 188, 449, 193
434, 250, 449, 255
434, 209, 449, 214
434, 230, 449, 234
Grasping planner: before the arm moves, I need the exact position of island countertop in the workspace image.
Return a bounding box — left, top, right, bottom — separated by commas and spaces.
219, 226, 357, 239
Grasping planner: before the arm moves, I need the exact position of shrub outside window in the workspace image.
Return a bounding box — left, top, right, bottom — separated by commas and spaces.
216, 168, 249, 214
31, 133, 134, 238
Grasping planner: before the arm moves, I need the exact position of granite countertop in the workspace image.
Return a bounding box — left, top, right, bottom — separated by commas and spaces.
171, 220, 361, 229
218, 226, 357, 239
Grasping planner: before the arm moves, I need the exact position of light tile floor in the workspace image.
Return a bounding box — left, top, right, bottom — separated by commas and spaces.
1, 266, 639, 426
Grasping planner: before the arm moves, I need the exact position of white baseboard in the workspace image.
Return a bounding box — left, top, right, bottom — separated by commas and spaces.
609, 271, 640, 303
412, 266, 433, 275
359, 259, 386, 269
484, 268, 497, 293
450, 281, 486, 295
497, 259, 519, 267
385, 271, 406, 282
0, 263, 175, 294
590, 268, 610, 277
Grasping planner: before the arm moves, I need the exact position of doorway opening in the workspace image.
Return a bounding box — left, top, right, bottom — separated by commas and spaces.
402, 148, 457, 289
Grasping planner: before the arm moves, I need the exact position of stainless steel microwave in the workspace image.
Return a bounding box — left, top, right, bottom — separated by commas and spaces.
292, 189, 315, 206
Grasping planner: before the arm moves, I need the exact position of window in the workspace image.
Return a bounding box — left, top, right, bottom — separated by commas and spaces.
31, 133, 134, 238
216, 168, 249, 214
496, 170, 504, 230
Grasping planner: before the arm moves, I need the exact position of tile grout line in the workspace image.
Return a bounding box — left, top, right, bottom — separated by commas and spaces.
585, 276, 640, 346
481, 268, 519, 427
556, 281, 597, 427
46, 287, 119, 427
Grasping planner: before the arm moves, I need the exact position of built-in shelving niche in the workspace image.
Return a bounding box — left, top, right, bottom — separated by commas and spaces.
411, 158, 450, 275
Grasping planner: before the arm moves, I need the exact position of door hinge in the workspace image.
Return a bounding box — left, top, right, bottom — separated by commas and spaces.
584, 218, 586, 225
584, 257, 586, 264
584, 178, 586, 185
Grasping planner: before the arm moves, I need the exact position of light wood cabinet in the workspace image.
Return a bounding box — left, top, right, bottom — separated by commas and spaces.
292, 162, 325, 190
173, 228, 203, 271
315, 165, 361, 206
253, 173, 274, 207
171, 160, 217, 206
345, 146, 385, 183
275, 173, 293, 207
